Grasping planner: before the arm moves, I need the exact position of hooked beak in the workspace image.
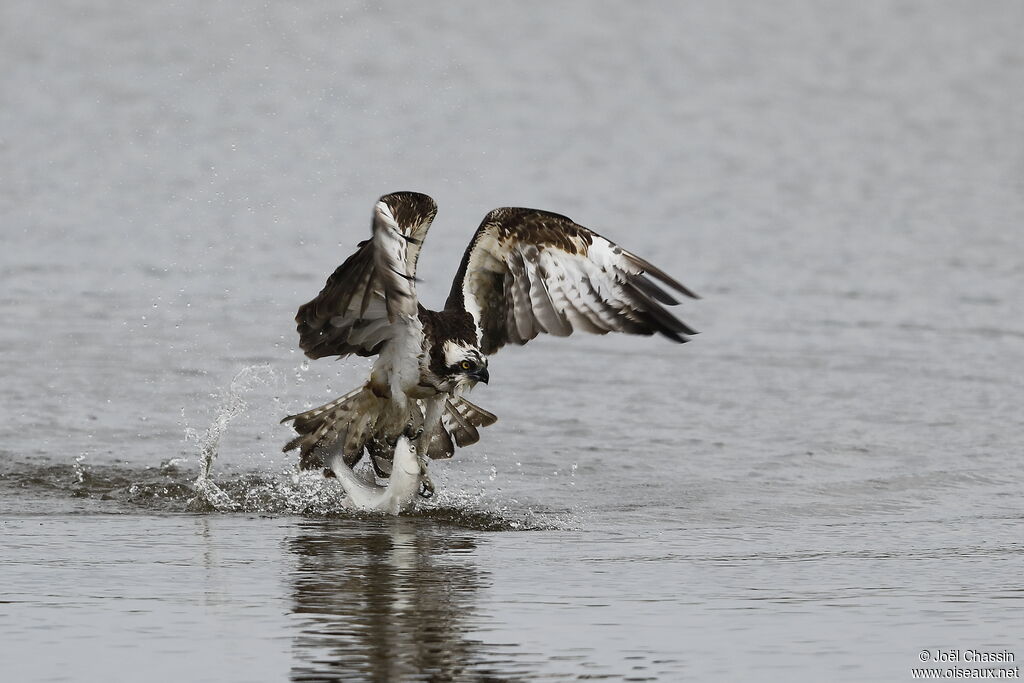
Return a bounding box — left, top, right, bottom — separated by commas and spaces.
470, 366, 489, 384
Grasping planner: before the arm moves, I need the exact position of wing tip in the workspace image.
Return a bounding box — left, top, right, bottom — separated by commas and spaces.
623, 251, 700, 300
667, 331, 694, 343
377, 191, 439, 227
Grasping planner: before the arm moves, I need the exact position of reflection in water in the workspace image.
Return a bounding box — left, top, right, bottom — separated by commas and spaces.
288, 518, 503, 682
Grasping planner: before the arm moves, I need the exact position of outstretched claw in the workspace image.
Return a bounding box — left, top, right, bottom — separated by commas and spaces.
418, 476, 435, 499
403, 423, 424, 441
416, 449, 434, 499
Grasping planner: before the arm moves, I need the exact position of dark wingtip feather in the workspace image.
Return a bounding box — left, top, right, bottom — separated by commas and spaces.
629, 273, 680, 306
653, 322, 692, 344
623, 281, 699, 339
624, 251, 700, 299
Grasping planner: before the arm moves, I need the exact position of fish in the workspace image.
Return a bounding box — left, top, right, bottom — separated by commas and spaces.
326, 433, 428, 514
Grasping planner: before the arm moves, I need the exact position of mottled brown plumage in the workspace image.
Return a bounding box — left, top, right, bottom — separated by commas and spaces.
282, 192, 697, 494
445, 206, 698, 354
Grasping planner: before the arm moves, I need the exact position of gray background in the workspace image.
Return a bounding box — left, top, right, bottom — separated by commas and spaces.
2, 1, 1022, 681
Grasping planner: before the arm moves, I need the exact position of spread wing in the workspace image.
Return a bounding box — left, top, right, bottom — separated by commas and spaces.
444, 207, 698, 355
295, 192, 438, 359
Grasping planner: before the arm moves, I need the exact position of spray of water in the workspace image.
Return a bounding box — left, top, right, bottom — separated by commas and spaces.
170, 363, 580, 528
185, 364, 278, 511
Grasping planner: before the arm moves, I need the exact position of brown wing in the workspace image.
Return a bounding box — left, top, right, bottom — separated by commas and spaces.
295, 192, 438, 359
444, 207, 698, 355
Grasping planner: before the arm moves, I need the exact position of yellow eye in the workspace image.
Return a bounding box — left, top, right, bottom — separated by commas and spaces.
460, 360, 472, 371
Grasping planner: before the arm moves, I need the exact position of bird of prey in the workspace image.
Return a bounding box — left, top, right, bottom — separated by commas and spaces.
282, 191, 698, 495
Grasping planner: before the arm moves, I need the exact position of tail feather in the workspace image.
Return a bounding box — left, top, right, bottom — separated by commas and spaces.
444, 400, 479, 447
441, 397, 498, 450
282, 391, 498, 469
281, 386, 381, 470
452, 396, 498, 427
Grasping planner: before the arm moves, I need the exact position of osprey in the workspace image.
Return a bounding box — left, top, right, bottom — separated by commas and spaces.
282, 192, 698, 495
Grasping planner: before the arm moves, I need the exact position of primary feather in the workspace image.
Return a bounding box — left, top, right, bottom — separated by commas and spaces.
445, 207, 698, 354
283, 193, 698, 497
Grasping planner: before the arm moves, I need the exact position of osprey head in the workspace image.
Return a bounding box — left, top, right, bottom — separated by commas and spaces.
436, 340, 489, 389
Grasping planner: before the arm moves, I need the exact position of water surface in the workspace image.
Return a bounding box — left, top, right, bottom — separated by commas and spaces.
2, 1, 1022, 681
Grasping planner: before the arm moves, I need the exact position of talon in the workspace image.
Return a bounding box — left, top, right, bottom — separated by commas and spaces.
418, 478, 435, 499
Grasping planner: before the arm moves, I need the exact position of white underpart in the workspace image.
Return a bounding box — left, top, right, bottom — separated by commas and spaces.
373, 313, 425, 406
327, 435, 423, 514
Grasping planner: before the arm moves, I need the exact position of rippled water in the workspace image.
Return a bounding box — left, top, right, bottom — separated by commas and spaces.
3, 1, 1023, 681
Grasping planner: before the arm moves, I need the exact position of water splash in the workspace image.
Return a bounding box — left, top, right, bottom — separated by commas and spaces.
417, 476, 581, 531
0, 455, 578, 529
184, 364, 278, 511
3, 362, 579, 528
73, 453, 87, 484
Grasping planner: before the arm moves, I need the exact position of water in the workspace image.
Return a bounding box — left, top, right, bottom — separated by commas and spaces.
2, 1, 1023, 681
